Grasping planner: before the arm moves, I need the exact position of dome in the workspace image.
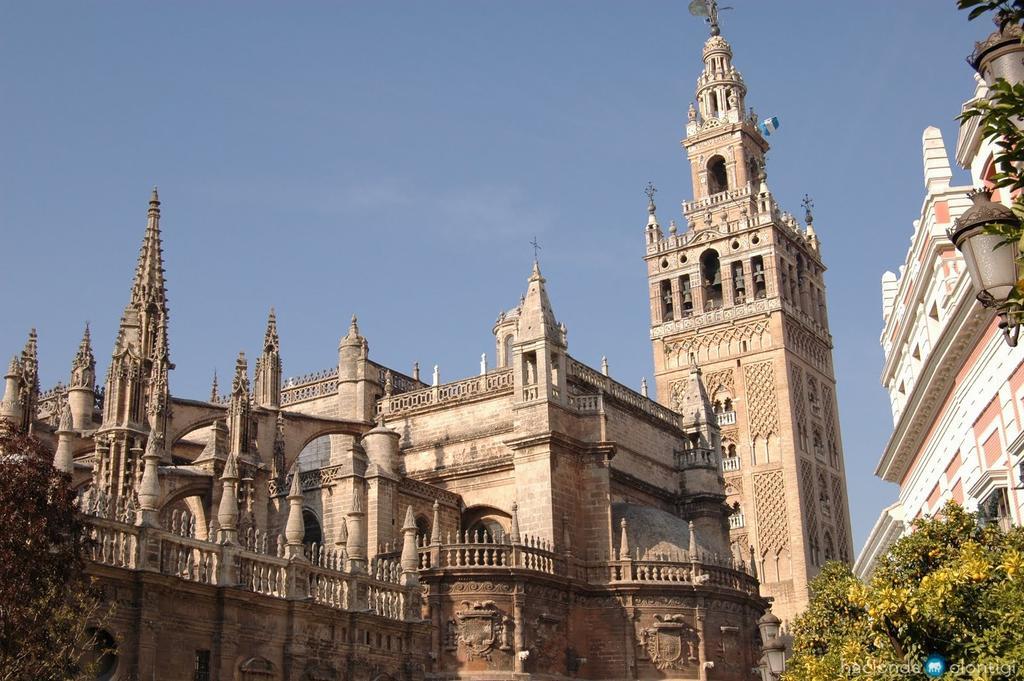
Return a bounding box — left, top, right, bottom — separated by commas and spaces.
612, 503, 728, 559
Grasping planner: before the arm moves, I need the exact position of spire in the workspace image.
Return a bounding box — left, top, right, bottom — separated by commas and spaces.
217, 452, 240, 544
516, 261, 563, 345
400, 505, 418, 575
20, 328, 38, 391
263, 307, 279, 353
70, 323, 95, 389
131, 188, 168, 311
210, 369, 219, 402
255, 307, 282, 409
231, 352, 249, 396
228, 352, 251, 456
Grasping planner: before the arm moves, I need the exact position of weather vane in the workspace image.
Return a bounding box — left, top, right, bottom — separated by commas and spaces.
644, 181, 657, 204
801, 194, 814, 224
688, 0, 732, 36
530, 236, 542, 261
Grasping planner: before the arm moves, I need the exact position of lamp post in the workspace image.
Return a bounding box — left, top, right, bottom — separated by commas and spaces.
757, 610, 786, 680
947, 189, 1022, 346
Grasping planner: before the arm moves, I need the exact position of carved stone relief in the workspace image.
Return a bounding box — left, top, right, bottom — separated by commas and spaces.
454, 601, 511, 661
636, 614, 699, 671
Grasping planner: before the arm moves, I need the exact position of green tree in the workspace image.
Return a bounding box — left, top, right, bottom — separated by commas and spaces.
784, 504, 1024, 680
0, 422, 103, 681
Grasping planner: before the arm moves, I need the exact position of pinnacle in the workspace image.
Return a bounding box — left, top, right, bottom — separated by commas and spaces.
263, 307, 280, 351
288, 467, 303, 497
403, 505, 416, 531
222, 451, 239, 480
150, 186, 160, 205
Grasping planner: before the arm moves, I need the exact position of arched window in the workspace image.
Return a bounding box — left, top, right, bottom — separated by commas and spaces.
707, 156, 728, 194
415, 515, 431, 542
302, 509, 322, 547
700, 249, 723, 310
502, 335, 513, 367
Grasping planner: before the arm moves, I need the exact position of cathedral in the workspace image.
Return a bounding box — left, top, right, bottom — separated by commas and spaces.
0, 9, 848, 681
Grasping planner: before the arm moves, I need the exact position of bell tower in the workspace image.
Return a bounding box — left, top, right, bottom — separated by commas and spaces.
643, 8, 853, 628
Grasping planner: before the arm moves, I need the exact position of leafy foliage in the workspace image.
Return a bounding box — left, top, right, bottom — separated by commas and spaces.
784, 505, 1024, 680
0, 422, 103, 681
957, 0, 1024, 29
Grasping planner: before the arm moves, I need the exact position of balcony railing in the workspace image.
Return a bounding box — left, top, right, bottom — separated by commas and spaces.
722, 456, 741, 472
81, 500, 417, 622
717, 410, 737, 426
729, 513, 746, 530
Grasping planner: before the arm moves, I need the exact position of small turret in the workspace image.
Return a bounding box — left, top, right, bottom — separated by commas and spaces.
254, 307, 282, 409
68, 324, 96, 429
362, 417, 401, 475
512, 261, 568, 406
644, 182, 663, 246
0, 357, 23, 427
337, 315, 381, 422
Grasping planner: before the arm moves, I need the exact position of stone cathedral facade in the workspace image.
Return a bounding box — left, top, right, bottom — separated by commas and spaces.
643, 26, 853, 625
0, 15, 848, 681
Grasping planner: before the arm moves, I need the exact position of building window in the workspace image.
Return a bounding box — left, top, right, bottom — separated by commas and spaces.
502, 335, 513, 367
660, 279, 674, 321
701, 250, 723, 310
194, 650, 211, 681
679, 275, 694, 316
979, 488, 1012, 532
302, 509, 322, 547
751, 256, 766, 299
731, 261, 746, 304
707, 156, 729, 194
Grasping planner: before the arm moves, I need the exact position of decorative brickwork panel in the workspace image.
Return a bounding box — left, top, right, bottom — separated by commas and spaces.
753, 470, 788, 554
790, 365, 806, 427
798, 460, 817, 556
831, 475, 851, 563
744, 362, 779, 439
784, 320, 832, 372
665, 320, 770, 366
704, 368, 735, 396
822, 386, 839, 468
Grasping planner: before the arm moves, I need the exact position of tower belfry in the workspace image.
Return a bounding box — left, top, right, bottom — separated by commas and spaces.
644, 13, 852, 627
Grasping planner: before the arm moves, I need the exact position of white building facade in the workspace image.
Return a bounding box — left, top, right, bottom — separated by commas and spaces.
855, 76, 1024, 578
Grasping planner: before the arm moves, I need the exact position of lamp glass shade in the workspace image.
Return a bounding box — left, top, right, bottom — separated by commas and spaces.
766, 647, 786, 674
955, 224, 1019, 304
758, 620, 781, 642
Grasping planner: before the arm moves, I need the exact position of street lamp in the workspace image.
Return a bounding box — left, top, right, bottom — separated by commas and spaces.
756, 610, 786, 679
947, 189, 1022, 346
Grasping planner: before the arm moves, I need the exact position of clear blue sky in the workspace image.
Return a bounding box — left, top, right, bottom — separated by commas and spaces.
0, 2, 988, 551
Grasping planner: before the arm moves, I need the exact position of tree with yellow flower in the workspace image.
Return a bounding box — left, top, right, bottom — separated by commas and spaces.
784, 504, 1024, 680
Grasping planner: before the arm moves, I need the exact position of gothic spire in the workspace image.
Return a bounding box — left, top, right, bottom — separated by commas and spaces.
130, 188, 168, 310
231, 352, 249, 396
255, 307, 282, 409
70, 323, 95, 389
263, 307, 280, 353
516, 261, 563, 345
210, 369, 219, 403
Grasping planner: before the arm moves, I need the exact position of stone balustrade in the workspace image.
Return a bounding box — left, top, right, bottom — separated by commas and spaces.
682, 184, 753, 215
81, 510, 416, 622
674, 447, 721, 470
416, 531, 561, 576
717, 410, 737, 426
378, 368, 514, 418
567, 357, 682, 430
